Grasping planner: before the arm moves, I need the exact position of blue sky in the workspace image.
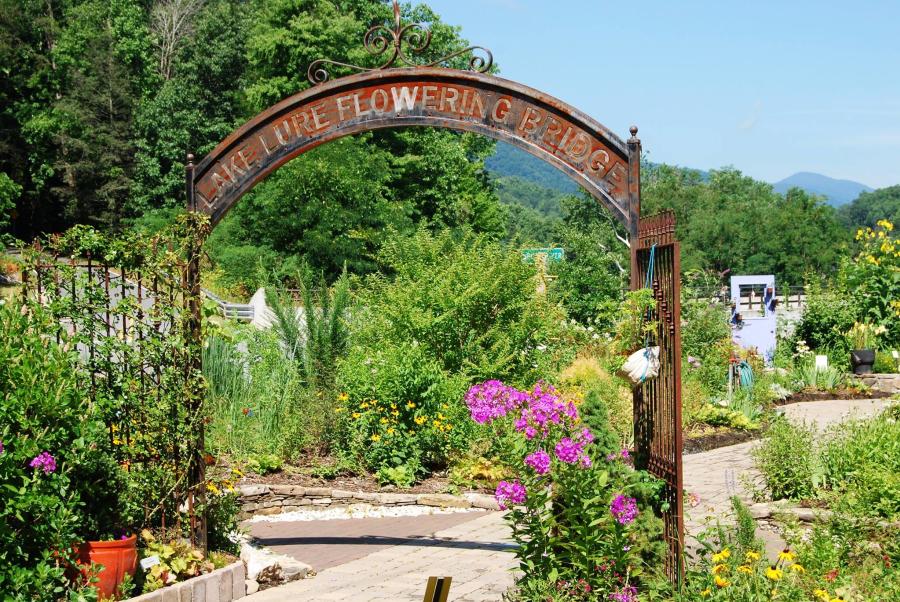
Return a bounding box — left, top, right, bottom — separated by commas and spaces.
425, 0, 900, 188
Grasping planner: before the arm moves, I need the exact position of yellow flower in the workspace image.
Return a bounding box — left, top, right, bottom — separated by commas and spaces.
438, 413, 446, 420
738, 565, 752, 574
712, 564, 728, 574
391, 410, 399, 417
813, 590, 830, 601
414, 416, 427, 425
206, 482, 220, 495
745, 551, 761, 562
338, 392, 349, 401
386, 428, 395, 435
877, 219, 893, 231
712, 549, 731, 563
360, 402, 369, 409
700, 589, 711, 597
765, 566, 783, 581
335, 407, 345, 413
352, 412, 361, 419
714, 575, 729, 588
432, 420, 442, 428
370, 434, 381, 442
789, 563, 805, 573
406, 401, 416, 409
232, 467, 244, 477
777, 549, 795, 562
380, 417, 388, 424
113, 438, 123, 446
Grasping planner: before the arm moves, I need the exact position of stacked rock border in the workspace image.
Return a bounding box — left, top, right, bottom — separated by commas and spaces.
237, 485, 500, 520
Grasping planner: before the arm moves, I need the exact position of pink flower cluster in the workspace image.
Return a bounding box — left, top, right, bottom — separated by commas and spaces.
495, 480, 527, 510
608, 585, 638, 602
465, 380, 527, 424
512, 382, 579, 440
610, 494, 638, 525
29, 451, 57, 474
554, 428, 594, 467
524, 450, 551, 475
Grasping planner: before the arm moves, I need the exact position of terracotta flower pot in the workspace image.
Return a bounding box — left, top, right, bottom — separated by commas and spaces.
77, 534, 137, 599
850, 349, 875, 375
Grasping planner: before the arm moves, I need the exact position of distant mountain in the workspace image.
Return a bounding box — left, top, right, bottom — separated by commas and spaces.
485, 142, 579, 195
773, 172, 872, 207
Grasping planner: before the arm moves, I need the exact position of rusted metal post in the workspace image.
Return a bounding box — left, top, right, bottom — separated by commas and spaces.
185, 153, 207, 551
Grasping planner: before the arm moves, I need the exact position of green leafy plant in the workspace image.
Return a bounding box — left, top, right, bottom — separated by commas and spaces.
247, 454, 283, 476
0, 301, 118, 597
794, 361, 843, 392
376, 464, 417, 488
266, 270, 350, 392
138, 530, 214, 593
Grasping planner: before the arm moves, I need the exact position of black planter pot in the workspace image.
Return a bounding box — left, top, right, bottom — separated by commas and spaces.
850, 349, 876, 375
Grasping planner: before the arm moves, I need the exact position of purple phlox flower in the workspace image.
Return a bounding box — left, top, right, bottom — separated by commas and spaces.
620, 448, 630, 460
29, 451, 57, 474
687, 356, 702, 368
579, 455, 592, 468
524, 426, 537, 440
606, 451, 618, 462
608, 585, 638, 602
610, 494, 639, 525
580, 428, 595, 444
0, 440, 4, 454
524, 449, 551, 475
554, 437, 584, 464
494, 480, 526, 510
465, 380, 526, 424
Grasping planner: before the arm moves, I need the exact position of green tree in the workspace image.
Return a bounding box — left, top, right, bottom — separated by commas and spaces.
839, 185, 900, 231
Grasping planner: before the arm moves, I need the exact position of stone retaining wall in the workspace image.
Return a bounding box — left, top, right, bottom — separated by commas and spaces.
237, 485, 499, 520
126, 561, 246, 602
857, 373, 900, 394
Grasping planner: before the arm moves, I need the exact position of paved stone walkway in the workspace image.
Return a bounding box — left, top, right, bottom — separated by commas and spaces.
245, 512, 516, 601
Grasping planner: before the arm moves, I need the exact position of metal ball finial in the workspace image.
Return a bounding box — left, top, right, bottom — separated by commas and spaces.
630, 126, 638, 137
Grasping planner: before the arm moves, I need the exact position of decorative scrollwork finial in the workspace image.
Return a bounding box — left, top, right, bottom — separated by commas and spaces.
307, 0, 494, 85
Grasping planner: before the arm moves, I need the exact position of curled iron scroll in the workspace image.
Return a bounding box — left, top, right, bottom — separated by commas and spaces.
307, 0, 493, 85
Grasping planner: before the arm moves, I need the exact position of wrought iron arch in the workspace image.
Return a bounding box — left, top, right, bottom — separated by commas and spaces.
188, 68, 641, 236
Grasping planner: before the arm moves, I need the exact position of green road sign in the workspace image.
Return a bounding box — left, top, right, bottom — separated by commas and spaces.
521, 248, 565, 262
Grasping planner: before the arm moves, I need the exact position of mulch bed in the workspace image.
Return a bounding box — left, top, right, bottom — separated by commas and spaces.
212, 456, 493, 495
776, 389, 892, 405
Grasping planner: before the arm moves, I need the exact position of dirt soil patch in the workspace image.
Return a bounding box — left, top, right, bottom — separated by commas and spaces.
684, 426, 760, 454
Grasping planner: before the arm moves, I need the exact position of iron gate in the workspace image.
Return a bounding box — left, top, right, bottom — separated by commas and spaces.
632, 211, 684, 581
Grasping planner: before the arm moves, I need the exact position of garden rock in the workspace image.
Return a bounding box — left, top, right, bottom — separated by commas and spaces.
240, 542, 311, 588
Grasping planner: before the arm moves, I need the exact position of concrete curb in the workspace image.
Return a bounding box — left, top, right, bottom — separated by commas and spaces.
124, 561, 246, 602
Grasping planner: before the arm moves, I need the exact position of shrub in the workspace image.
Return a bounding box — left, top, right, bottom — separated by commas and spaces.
557, 356, 632, 447
820, 413, 900, 519
753, 418, 816, 501
335, 342, 470, 476
0, 302, 119, 597
794, 280, 859, 353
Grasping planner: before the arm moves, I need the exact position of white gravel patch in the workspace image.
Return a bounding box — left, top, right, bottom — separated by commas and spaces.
246, 503, 481, 524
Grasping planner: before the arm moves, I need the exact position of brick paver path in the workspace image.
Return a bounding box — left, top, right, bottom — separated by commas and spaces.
245, 511, 517, 601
